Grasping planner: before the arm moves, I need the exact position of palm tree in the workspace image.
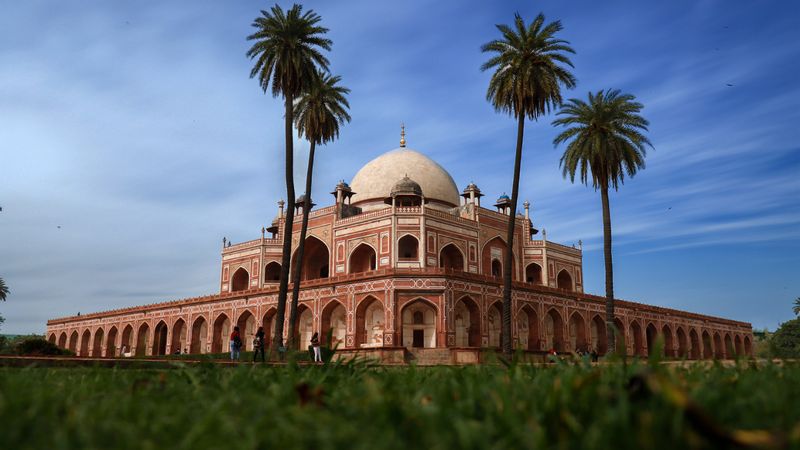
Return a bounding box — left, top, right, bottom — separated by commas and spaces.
287, 72, 351, 349
481, 13, 576, 355
553, 89, 652, 354
247, 4, 331, 352
0, 277, 8, 301
793, 297, 800, 316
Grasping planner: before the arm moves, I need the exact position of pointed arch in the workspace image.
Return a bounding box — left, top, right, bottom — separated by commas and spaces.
557, 270, 573, 291
120, 325, 134, 356
569, 312, 587, 352
135, 323, 150, 356
264, 261, 281, 283
645, 323, 658, 356
398, 234, 419, 260
80, 329, 91, 357
490, 259, 502, 278
743, 335, 752, 356
171, 319, 186, 355
517, 304, 539, 350
48, 333, 57, 344
525, 263, 543, 284
713, 332, 723, 359
105, 326, 118, 357
481, 236, 517, 280
702, 330, 713, 359
661, 324, 674, 358
262, 308, 277, 349
236, 309, 257, 351
231, 267, 250, 292
91, 327, 104, 357
487, 301, 503, 347
190, 315, 208, 354
152, 320, 168, 356
348, 243, 376, 274
356, 296, 385, 347
676, 327, 688, 358
439, 243, 465, 271
454, 296, 481, 347
58, 332, 67, 349
211, 313, 230, 354
734, 335, 743, 357
590, 314, 607, 354
292, 236, 330, 280
630, 321, 644, 356
68, 330, 79, 353
321, 300, 347, 347
292, 304, 313, 350
689, 329, 701, 360
544, 308, 565, 352
401, 298, 438, 348
724, 333, 734, 359
613, 318, 626, 354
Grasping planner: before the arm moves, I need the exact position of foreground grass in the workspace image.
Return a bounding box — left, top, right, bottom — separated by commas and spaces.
1, 359, 799, 449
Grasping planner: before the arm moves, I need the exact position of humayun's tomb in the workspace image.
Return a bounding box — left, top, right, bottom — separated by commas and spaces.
46, 135, 753, 364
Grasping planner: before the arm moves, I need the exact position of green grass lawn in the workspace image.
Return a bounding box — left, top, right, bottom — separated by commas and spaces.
1, 358, 799, 449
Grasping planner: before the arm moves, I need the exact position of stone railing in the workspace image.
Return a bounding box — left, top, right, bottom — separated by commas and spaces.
335, 207, 392, 226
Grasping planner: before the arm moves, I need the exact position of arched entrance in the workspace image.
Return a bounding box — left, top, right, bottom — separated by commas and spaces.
262, 308, 277, 349
488, 302, 502, 347
212, 314, 230, 354
713, 332, 723, 359
120, 325, 133, 355
569, 312, 587, 353
544, 309, 564, 352
630, 321, 644, 356
292, 305, 313, 350
744, 336, 752, 356
439, 244, 464, 271
349, 243, 376, 274
454, 296, 481, 347
135, 323, 150, 356
58, 332, 67, 349
518, 305, 539, 350
613, 318, 626, 354
401, 299, 437, 348
734, 335, 743, 357
48, 334, 56, 344
689, 329, 701, 360
91, 328, 104, 357
557, 270, 573, 291
356, 296, 385, 347
152, 321, 168, 356
106, 326, 118, 357
724, 334, 734, 359
264, 261, 281, 283
171, 319, 186, 354
525, 263, 542, 284
590, 315, 608, 354
231, 268, 249, 292
236, 310, 256, 351
481, 236, 516, 280
80, 329, 91, 356
292, 236, 330, 280
645, 323, 657, 356
702, 331, 713, 359
321, 301, 347, 347
676, 327, 688, 358
398, 235, 419, 260
190, 316, 208, 354
662, 324, 674, 358
68, 331, 79, 353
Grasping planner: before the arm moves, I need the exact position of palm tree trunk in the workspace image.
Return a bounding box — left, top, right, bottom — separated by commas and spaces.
287, 140, 316, 350
601, 185, 616, 354
501, 112, 525, 356
272, 93, 296, 356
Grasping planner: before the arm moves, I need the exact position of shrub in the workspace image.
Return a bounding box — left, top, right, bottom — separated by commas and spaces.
771, 317, 800, 358
13, 338, 73, 356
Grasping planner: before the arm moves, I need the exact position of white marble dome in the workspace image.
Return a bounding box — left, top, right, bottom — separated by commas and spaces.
349, 148, 460, 210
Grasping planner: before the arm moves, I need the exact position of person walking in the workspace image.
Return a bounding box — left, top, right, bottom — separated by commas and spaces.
311, 331, 322, 363
252, 326, 266, 363
230, 326, 242, 361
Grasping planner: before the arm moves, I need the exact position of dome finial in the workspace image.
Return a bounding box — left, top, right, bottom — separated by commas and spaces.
400, 122, 406, 147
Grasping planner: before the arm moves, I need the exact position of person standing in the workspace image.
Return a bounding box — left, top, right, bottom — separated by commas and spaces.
253, 326, 266, 363
311, 332, 322, 363
230, 326, 242, 361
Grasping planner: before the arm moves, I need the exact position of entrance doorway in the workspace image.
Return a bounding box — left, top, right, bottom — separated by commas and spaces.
412, 329, 425, 348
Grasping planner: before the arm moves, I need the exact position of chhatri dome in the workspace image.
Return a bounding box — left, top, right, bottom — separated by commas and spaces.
349, 126, 459, 210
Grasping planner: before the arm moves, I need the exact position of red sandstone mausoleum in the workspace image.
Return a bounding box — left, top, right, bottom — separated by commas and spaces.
46, 137, 753, 363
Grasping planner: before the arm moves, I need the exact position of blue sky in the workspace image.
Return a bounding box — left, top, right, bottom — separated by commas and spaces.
1, 1, 799, 334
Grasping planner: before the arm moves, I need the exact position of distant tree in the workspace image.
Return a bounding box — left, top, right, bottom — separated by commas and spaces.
0, 276, 8, 301
246, 4, 332, 352
481, 13, 576, 356
287, 72, 351, 349
553, 90, 651, 355
793, 297, 800, 316
770, 318, 800, 358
